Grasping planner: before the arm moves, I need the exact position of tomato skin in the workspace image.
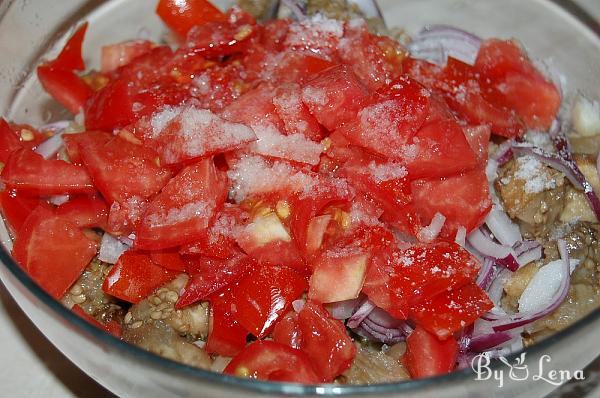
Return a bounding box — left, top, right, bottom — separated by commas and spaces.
0, 191, 45, 235
411, 167, 492, 238
136, 158, 228, 249
272, 311, 302, 350
410, 283, 493, 339
102, 251, 178, 304
463, 125, 491, 165
13, 206, 98, 299
149, 249, 187, 272
47, 23, 88, 71
232, 265, 307, 338
1, 149, 95, 196
403, 326, 459, 378
176, 254, 255, 308
156, 0, 226, 38
37, 66, 93, 114
297, 301, 356, 382
206, 288, 249, 357
0, 118, 25, 163
101, 40, 154, 73
56, 196, 109, 229
224, 340, 320, 383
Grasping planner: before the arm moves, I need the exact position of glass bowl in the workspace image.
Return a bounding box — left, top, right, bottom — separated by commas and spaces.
1, 0, 600, 396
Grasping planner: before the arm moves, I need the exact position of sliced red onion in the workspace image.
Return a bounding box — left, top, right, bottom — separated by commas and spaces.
596, 151, 600, 185
416, 212, 445, 243
486, 268, 512, 305
467, 228, 512, 259
41, 120, 70, 132
469, 331, 514, 353
356, 321, 406, 345
484, 208, 522, 246
515, 242, 543, 267
512, 143, 600, 221
48, 194, 70, 206
325, 297, 361, 320
118, 233, 136, 246
476, 257, 495, 289
34, 132, 65, 160
98, 233, 130, 264
292, 299, 305, 313
455, 226, 467, 248
492, 140, 515, 166
409, 25, 482, 66
365, 306, 405, 329
347, 299, 375, 328
486, 240, 574, 332
281, 0, 307, 20
495, 253, 520, 272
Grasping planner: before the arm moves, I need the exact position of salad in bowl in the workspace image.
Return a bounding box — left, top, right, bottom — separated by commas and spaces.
1, 0, 599, 389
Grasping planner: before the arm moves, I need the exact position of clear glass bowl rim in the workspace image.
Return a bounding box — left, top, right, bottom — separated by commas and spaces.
1, 0, 600, 395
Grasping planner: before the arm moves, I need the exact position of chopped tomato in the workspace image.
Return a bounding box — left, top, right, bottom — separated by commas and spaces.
149, 249, 187, 272
404, 326, 459, 378
309, 250, 368, 303
55, 196, 109, 229
337, 76, 431, 159
0, 191, 44, 234
224, 340, 320, 383
221, 83, 283, 129
206, 288, 248, 357
102, 251, 178, 303
410, 283, 493, 339
101, 40, 154, 73
12, 206, 98, 299
272, 311, 302, 350
301, 65, 368, 131
273, 83, 325, 141
47, 23, 88, 71
232, 265, 307, 338
37, 66, 93, 115
362, 241, 480, 318
1, 149, 94, 196
176, 254, 255, 308
463, 125, 491, 165
74, 131, 172, 204
297, 301, 356, 382
411, 167, 492, 238
156, 0, 226, 38
475, 39, 560, 129
0, 118, 25, 163
406, 119, 478, 179
136, 158, 228, 249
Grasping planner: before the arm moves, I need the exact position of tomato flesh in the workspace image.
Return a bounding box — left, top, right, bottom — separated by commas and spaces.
404, 326, 459, 378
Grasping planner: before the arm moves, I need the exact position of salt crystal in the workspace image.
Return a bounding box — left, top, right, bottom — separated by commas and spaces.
146, 200, 215, 227
249, 123, 322, 165
367, 161, 408, 182
514, 155, 556, 194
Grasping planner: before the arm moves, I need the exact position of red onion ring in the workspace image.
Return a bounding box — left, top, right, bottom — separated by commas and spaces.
476, 257, 495, 289
469, 331, 514, 352
484, 208, 522, 246
409, 25, 482, 66
347, 298, 375, 328
467, 228, 512, 259
98, 233, 130, 264
325, 297, 361, 320
416, 212, 445, 243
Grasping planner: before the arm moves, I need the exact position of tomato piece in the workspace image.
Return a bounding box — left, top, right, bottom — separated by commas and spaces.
176, 254, 255, 308
136, 104, 256, 165
74, 131, 172, 204
37, 66, 93, 114
411, 167, 492, 238
1, 149, 94, 196
363, 241, 480, 318
301, 64, 368, 131
259, 19, 291, 52
272, 311, 302, 350
102, 251, 178, 303
149, 249, 187, 272
220, 83, 283, 129
305, 214, 332, 255
283, 15, 343, 61
0, 191, 44, 235
337, 76, 430, 159
337, 19, 405, 90
56, 196, 109, 229
224, 340, 320, 383
404, 326, 459, 378
297, 301, 356, 382
206, 288, 249, 357
156, 0, 226, 38
410, 283, 493, 339
406, 119, 478, 179
13, 206, 97, 299
232, 265, 307, 338
308, 250, 368, 303
47, 23, 88, 71
463, 125, 491, 165
0, 118, 25, 163
272, 83, 325, 141
101, 40, 154, 73
136, 159, 227, 249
